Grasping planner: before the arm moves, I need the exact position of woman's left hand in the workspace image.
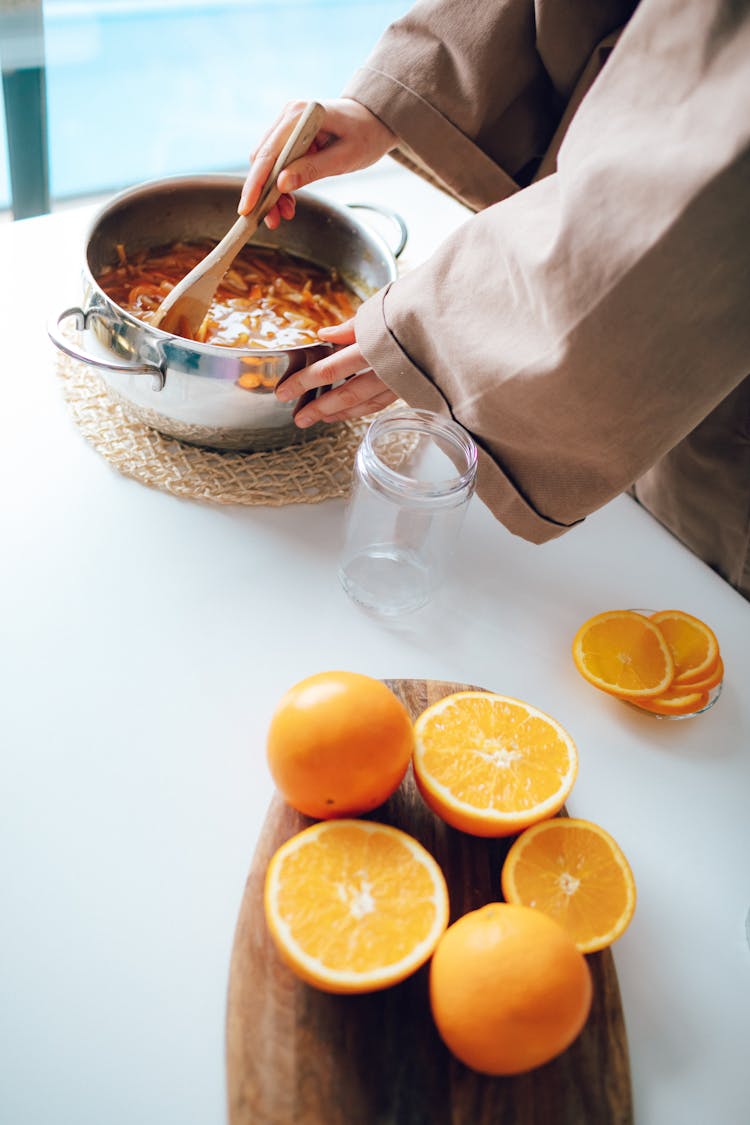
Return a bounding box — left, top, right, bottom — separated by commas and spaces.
275, 319, 397, 427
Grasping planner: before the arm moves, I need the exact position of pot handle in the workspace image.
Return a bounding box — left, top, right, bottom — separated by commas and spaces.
347, 203, 408, 259
47, 307, 166, 392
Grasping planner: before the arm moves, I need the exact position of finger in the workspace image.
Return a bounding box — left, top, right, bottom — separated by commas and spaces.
295, 375, 397, 428
276, 154, 323, 195
277, 194, 296, 221
294, 378, 398, 429
248, 103, 302, 162
239, 126, 287, 213
315, 370, 392, 416
242, 139, 321, 214
317, 318, 356, 344
310, 391, 398, 425
275, 343, 367, 401
262, 203, 281, 230
239, 102, 312, 213
276, 126, 377, 190
248, 103, 307, 167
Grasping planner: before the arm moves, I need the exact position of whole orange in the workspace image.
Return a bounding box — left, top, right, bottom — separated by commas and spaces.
429, 902, 592, 1075
266, 671, 414, 819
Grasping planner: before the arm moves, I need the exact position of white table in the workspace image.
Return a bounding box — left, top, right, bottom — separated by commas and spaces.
1, 164, 748, 1125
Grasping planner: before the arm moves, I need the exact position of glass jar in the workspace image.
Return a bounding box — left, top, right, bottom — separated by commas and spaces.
338, 409, 478, 616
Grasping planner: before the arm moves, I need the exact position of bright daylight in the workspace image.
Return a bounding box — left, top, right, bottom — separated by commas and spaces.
1, 2, 748, 1124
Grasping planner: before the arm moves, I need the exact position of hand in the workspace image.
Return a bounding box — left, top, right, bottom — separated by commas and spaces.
238, 98, 397, 227
275, 320, 398, 427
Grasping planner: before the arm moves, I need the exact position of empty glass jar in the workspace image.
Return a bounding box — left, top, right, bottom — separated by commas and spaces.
338, 409, 478, 616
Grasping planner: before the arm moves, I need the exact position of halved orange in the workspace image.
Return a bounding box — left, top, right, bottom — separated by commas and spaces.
264, 819, 449, 994
649, 610, 720, 685
412, 692, 578, 837
572, 610, 674, 698
501, 818, 636, 954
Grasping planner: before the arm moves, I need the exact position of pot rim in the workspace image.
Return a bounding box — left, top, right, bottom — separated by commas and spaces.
83, 173, 398, 359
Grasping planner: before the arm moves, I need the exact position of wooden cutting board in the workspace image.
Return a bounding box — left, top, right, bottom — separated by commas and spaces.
226, 679, 633, 1125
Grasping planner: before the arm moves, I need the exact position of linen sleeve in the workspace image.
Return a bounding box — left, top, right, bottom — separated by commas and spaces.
343, 0, 637, 208
352, 0, 750, 544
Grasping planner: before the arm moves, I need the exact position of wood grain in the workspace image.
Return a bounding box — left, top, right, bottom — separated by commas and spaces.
226, 679, 633, 1125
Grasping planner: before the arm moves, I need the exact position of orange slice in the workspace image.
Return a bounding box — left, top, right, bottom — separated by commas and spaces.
625, 688, 710, 716
667, 655, 723, 696
501, 818, 636, 954
412, 692, 578, 838
649, 610, 720, 684
572, 610, 674, 698
264, 819, 449, 994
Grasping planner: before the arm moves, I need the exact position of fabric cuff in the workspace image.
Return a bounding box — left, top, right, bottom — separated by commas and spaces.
343, 66, 519, 213
355, 287, 582, 546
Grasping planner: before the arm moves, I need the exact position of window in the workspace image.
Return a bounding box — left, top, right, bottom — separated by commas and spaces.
1, 0, 409, 219
0, 77, 10, 210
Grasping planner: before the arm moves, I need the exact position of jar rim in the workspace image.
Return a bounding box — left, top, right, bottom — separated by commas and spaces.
360, 409, 478, 500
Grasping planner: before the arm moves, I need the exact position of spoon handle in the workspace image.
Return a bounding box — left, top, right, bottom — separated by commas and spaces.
245, 100, 327, 227
153, 101, 326, 335
200, 102, 327, 278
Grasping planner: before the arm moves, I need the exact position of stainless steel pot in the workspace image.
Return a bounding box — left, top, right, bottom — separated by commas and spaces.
48, 174, 406, 451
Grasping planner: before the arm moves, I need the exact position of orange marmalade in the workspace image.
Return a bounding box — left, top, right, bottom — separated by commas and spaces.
97, 240, 360, 348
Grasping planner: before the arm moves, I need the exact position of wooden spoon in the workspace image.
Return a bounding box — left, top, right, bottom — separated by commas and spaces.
151, 101, 326, 338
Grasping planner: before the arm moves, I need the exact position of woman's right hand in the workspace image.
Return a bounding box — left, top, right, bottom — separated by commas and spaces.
238, 98, 397, 227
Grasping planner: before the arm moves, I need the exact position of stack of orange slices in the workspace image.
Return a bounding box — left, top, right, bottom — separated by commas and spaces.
572, 609, 723, 716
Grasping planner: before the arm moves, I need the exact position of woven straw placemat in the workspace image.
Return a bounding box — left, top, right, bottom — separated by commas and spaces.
55, 350, 402, 506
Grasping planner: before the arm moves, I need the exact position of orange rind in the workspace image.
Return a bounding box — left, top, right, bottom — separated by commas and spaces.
624, 688, 711, 716
413, 692, 578, 837
572, 610, 674, 699
649, 610, 720, 685
264, 819, 449, 994
429, 903, 592, 1075
501, 817, 636, 954
266, 671, 414, 819
666, 655, 723, 696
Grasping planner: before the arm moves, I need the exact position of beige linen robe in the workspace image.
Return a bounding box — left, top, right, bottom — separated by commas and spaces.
343, 0, 750, 598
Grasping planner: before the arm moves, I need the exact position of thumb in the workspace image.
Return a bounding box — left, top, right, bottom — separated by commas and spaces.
276, 150, 330, 194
